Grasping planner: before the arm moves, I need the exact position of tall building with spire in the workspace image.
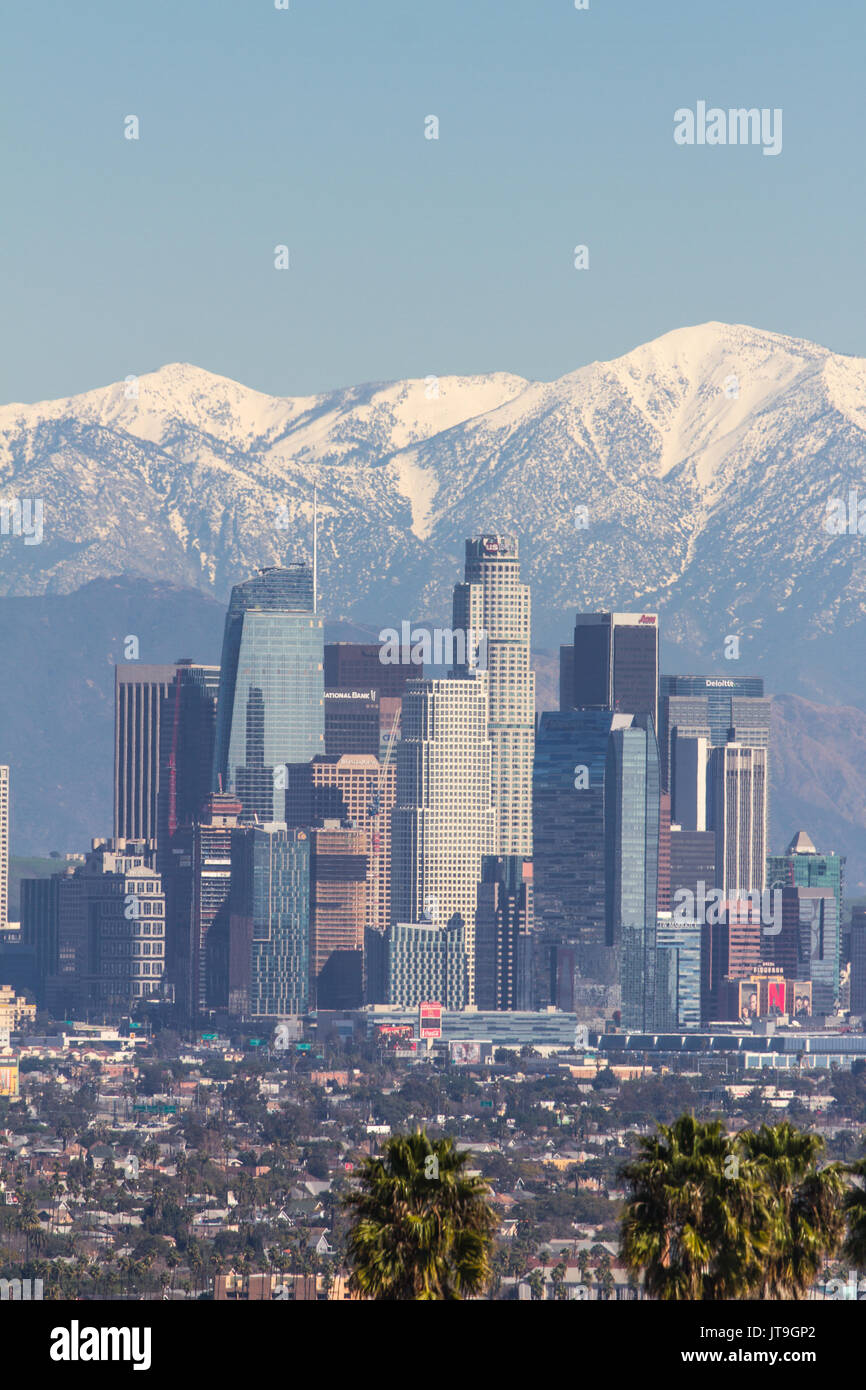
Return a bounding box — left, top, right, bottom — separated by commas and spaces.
212, 564, 324, 822
452, 535, 534, 856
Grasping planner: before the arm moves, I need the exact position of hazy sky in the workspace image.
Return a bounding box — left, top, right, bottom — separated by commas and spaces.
2, 0, 864, 403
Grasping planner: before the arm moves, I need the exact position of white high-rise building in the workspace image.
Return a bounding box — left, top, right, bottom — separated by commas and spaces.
672, 735, 709, 831
0, 767, 8, 930
452, 535, 534, 856
391, 673, 496, 1002
709, 743, 768, 897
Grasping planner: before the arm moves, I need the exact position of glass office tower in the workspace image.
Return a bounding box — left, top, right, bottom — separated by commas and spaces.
658, 674, 769, 792
213, 565, 324, 822
226, 824, 310, 1018
766, 829, 844, 938
560, 612, 659, 734
655, 917, 702, 1028
605, 718, 661, 1029
533, 710, 621, 950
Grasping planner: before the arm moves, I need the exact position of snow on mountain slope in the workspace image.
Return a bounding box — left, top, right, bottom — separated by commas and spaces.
1, 321, 866, 699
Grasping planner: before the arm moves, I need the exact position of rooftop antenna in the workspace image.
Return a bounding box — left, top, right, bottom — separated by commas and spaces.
312, 483, 318, 614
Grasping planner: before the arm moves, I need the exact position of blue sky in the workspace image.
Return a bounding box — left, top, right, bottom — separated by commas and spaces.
2, 0, 863, 403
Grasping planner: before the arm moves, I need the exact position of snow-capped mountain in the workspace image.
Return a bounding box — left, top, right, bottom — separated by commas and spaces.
2, 321, 866, 699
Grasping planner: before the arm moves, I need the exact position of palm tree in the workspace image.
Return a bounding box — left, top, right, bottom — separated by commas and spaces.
188, 1244, 203, 1298
550, 1260, 567, 1301
619, 1114, 766, 1300
141, 1141, 160, 1195
842, 1154, 866, 1272
17, 1194, 41, 1260
343, 1130, 496, 1300
739, 1122, 844, 1299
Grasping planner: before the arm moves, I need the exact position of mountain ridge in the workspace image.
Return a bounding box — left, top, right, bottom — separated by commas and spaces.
2, 319, 866, 706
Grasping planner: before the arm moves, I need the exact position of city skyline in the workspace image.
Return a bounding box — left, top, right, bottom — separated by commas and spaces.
2, 0, 863, 1321
2, 528, 846, 1038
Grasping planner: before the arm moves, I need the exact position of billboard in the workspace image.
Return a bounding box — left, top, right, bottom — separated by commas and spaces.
449, 1041, 483, 1066
735, 976, 812, 1021
790, 982, 813, 1020
419, 1002, 443, 1038
376, 1024, 414, 1048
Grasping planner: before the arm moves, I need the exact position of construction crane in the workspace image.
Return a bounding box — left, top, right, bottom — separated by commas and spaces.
367, 708, 400, 933
368, 707, 400, 825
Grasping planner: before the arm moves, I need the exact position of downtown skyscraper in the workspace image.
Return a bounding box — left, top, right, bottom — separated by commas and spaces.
212, 564, 324, 822
0, 766, 8, 930
560, 612, 659, 734
658, 674, 770, 793
114, 661, 219, 850
605, 717, 661, 1029
708, 743, 768, 897
391, 672, 496, 1001
114, 664, 176, 844
452, 536, 534, 855
223, 824, 310, 1018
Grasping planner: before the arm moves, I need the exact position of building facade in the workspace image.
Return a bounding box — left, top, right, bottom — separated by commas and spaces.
164, 793, 242, 1021
213, 565, 324, 823
387, 918, 469, 1010
115, 661, 219, 852
658, 675, 768, 792
474, 856, 534, 1010
851, 907, 866, 1017
310, 823, 367, 1009
452, 535, 534, 857
226, 825, 310, 1018
0, 766, 7, 930
766, 830, 844, 995
605, 718, 660, 1029
20, 876, 60, 1008
670, 827, 716, 904
765, 885, 839, 1017
114, 665, 176, 845
655, 915, 702, 1029
285, 753, 395, 938
158, 661, 220, 848
708, 744, 768, 898
561, 612, 659, 734
391, 673, 496, 1002
323, 688, 380, 758
50, 841, 166, 1016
